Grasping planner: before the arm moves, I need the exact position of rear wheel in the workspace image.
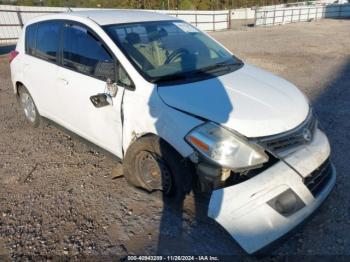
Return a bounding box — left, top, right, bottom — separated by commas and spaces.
18, 86, 40, 127
123, 135, 193, 198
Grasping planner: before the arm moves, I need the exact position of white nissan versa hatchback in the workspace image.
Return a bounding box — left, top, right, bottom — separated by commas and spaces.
10, 10, 335, 254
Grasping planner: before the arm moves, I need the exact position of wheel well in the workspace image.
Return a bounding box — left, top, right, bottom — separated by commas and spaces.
15, 81, 24, 95
125, 132, 182, 159
124, 132, 195, 171
123, 132, 195, 195
138, 132, 158, 140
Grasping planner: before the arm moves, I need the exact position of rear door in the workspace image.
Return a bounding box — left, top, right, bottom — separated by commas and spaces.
54, 22, 130, 158
22, 21, 63, 117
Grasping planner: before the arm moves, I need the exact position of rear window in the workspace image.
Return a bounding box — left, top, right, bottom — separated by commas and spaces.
35, 21, 62, 63
25, 23, 37, 55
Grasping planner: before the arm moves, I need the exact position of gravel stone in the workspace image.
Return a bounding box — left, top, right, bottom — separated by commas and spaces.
0, 19, 349, 259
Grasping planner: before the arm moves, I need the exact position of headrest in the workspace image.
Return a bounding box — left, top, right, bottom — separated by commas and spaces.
125, 33, 141, 45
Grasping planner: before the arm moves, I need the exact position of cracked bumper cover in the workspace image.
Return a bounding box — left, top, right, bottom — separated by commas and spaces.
208, 129, 336, 254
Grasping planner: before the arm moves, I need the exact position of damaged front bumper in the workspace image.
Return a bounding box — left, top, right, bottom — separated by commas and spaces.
208, 129, 336, 254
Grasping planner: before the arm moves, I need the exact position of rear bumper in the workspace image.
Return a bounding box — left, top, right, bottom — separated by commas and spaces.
208, 129, 335, 254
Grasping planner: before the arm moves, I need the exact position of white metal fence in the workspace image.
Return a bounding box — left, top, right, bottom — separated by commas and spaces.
158, 10, 230, 31
255, 3, 350, 26
1, 3, 349, 44
0, 5, 231, 44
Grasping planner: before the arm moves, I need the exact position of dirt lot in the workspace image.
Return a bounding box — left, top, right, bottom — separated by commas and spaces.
0, 19, 349, 260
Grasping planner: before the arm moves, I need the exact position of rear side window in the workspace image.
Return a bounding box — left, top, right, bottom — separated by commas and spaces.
25, 23, 37, 55
35, 21, 62, 63
62, 24, 114, 81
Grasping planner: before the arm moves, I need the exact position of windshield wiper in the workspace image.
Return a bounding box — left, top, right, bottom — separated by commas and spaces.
153, 59, 244, 85
197, 61, 243, 75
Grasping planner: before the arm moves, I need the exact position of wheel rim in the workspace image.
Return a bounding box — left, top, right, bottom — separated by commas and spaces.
136, 151, 173, 194
20, 91, 36, 123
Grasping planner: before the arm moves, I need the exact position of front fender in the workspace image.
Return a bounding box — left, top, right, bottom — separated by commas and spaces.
121, 87, 203, 159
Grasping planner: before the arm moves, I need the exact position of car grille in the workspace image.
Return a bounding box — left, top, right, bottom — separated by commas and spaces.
304, 159, 332, 197
256, 109, 317, 153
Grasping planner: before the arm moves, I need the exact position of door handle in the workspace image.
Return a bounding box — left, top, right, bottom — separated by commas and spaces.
90, 93, 112, 108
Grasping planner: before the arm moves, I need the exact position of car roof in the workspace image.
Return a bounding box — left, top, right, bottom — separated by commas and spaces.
65, 10, 178, 25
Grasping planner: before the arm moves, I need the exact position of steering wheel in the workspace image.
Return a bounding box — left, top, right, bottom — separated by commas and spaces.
165, 48, 189, 64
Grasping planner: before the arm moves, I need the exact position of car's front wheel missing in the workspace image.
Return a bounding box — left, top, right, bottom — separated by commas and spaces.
18, 85, 40, 127
123, 135, 193, 198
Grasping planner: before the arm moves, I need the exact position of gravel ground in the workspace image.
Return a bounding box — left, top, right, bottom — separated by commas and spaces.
0, 19, 349, 260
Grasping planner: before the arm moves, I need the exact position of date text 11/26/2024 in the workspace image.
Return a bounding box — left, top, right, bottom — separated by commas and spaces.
127, 255, 220, 261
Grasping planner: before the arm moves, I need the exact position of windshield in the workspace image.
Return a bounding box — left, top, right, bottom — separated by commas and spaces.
103, 21, 243, 84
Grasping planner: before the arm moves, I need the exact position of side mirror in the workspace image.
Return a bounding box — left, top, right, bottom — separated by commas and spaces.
106, 78, 118, 97
90, 93, 112, 108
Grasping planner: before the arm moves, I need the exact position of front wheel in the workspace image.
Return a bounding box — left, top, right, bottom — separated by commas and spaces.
123, 135, 193, 198
18, 86, 40, 127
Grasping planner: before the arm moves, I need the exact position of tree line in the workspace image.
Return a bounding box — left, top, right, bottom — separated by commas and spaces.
1, 0, 301, 9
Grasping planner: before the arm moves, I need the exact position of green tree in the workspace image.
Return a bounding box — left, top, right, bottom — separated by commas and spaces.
196, 0, 211, 10
17, 0, 36, 5
44, 0, 61, 6
178, 0, 194, 9
4, 0, 302, 10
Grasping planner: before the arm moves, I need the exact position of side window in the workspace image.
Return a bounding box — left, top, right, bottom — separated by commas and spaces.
117, 63, 133, 88
25, 23, 37, 55
35, 21, 61, 63
63, 24, 114, 81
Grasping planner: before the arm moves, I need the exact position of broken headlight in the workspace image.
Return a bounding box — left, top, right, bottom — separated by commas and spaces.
185, 122, 269, 170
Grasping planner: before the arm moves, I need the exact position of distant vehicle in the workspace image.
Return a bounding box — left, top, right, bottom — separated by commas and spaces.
9, 10, 336, 254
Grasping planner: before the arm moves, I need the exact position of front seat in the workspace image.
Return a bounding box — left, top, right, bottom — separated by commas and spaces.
124, 33, 154, 71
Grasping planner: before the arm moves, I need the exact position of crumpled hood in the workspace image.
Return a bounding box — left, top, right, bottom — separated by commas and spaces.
157, 64, 309, 138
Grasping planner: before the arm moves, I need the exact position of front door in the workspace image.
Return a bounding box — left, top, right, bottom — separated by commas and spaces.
55, 23, 124, 158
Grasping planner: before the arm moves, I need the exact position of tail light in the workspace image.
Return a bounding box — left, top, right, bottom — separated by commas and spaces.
8, 50, 19, 64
